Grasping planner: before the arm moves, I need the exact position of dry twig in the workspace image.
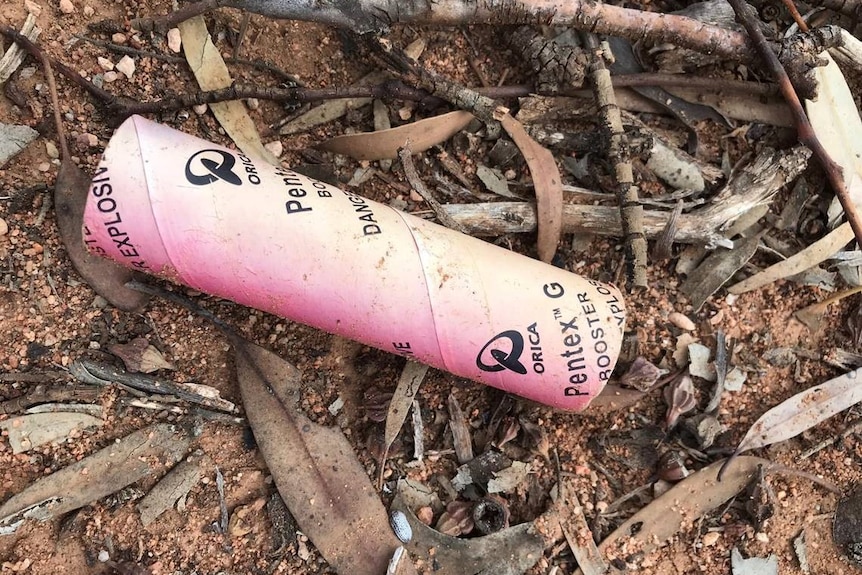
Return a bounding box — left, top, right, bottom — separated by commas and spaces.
586, 36, 647, 290
398, 147, 467, 233
131, 0, 758, 63
727, 0, 862, 247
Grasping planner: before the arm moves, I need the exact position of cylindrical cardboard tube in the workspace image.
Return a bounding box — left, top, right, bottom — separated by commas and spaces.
83, 116, 626, 410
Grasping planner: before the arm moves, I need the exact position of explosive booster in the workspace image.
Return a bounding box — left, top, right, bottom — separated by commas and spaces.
83, 116, 626, 410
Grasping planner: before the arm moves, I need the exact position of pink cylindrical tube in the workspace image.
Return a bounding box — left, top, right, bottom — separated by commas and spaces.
83, 115, 626, 410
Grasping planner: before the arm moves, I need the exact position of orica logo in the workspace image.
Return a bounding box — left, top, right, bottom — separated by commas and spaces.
476, 330, 528, 375
184, 149, 243, 186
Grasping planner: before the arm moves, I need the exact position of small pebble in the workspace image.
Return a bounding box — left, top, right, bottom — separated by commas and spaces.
97, 57, 114, 71
102, 71, 119, 83
669, 312, 696, 331
116, 56, 135, 79
702, 531, 720, 546
96, 56, 114, 72
193, 104, 208, 115
75, 133, 98, 149
83, 5, 94, 16
264, 140, 283, 158
97, 550, 109, 562
245, 98, 259, 111
45, 141, 59, 159
24, 0, 42, 16
0, 218, 8, 236
111, 33, 127, 44
59, 0, 75, 14
755, 532, 769, 543
167, 28, 182, 53
37, 162, 51, 172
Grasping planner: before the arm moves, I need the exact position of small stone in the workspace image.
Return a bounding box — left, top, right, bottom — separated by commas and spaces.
398, 105, 413, 120
702, 531, 720, 547
166, 28, 182, 53
669, 312, 696, 331
245, 98, 259, 110
45, 141, 59, 159
193, 104, 208, 115
24, 0, 42, 16
115, 56, 135, 79
264, 140, 283, 158
83, 5, 94, 16
75, 133, 98, 148
97, 550, 109, 562
38, 162, 51, 172
111, 33, 127, 45
755, 532, 769, 543
723, 367, 747, 392
0, 123, 39, 166
59, 0, 75, 14
102, 71, 119, 83
97, 57, 114, 71
0, 218, 8, 236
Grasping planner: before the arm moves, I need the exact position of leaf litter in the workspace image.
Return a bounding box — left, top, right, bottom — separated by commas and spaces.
0, 423, 191, 534
725, 367, 862, 464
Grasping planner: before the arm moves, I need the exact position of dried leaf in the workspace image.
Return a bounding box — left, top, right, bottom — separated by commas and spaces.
794, 286, 862, 331
619, 357, 665, 391
233, 337, 398, 575
681, 234, 760, 310
517, 416, 549, 461
729, 223, 855, 294
364, 386, 393, 422
730, 367, 862, 456
58, 161, 150, 311
447, 393, 474, 464
807, 53, 862, 227
665, 87, 792, 127
583, 383, 648, 412
494, 108, 563, 263
487, 462, 530, 494
0, 412, 103, 454
279, 71, 388, 136
179, 15, 278, 164
572, 456, 770, 575
317, 111, 474, 161
109, 337, 175, 373
392, 486, 545, 575
664, 374, 696, 428
552, 477, 607, 575
384, 361, 429, 453
0, 423, 190, 534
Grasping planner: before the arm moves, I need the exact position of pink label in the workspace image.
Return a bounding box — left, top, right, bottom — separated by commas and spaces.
83, 116, 626, 410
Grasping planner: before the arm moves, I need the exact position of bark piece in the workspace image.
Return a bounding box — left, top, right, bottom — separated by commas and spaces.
138, 458, 202, 526
0, 423, 191, 534
681, 234, 761, 310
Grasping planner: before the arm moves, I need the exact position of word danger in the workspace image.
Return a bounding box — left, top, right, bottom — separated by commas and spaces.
278, 168, 382, 236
